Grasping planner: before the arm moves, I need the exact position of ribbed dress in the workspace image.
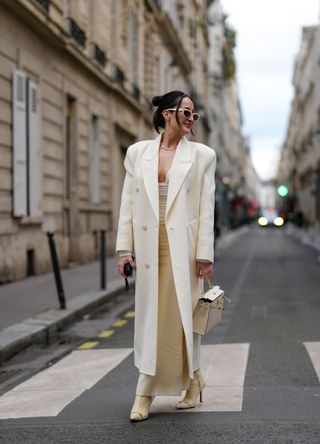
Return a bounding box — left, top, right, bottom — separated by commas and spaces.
136, 173, 190, 396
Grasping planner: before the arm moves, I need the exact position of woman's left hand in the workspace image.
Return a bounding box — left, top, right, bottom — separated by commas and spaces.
196, 260, 213, 280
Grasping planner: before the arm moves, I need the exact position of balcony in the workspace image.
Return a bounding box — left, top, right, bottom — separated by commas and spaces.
132, 84, 140, 102
67, 17, 86, 48
114, 65, 126, 87
154, 0, 162, 9
92, 43, 107, 68
34, 0, 50, 13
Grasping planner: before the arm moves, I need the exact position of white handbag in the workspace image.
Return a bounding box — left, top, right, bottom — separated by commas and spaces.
193, 280, 231, 336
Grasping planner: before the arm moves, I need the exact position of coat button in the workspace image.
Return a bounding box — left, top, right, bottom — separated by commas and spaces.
145, 263, 150, 268
142, 225, 147, 231
187, 188, 190, 193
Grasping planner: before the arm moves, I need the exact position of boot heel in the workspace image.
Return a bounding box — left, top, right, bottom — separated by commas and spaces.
200, 391, 203, 403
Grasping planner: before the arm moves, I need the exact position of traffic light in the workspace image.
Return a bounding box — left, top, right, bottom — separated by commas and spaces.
277, 184, 289, 197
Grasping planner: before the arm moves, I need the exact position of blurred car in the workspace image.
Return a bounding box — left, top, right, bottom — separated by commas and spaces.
257, 208, 284, 228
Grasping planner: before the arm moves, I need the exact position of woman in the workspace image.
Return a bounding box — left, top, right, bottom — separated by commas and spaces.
116, 90, 216, 421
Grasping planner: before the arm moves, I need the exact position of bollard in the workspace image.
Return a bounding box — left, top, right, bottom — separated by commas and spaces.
100, 229, 107, 290
46, 232, 66, 309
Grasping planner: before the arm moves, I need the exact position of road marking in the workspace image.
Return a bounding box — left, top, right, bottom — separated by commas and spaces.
150, 343, 250, 413
78, 341, 99, 349
124, 311, 135, 318
0, 348, 132, 419
304, 342, 320, 382
112, 319, 128, 327
98, 329, 114, 338
0, 343, 250, 419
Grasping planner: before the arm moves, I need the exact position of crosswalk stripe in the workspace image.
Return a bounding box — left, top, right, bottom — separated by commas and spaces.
0, 343, 250, 419
0, 348, 132, 419
303, 342, 320, 382
150, 343, 250, 413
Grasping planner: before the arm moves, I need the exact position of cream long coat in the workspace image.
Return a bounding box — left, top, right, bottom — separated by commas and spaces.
115, 134, 216, 379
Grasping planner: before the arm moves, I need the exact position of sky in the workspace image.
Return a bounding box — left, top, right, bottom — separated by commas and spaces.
221, 0, 320, 180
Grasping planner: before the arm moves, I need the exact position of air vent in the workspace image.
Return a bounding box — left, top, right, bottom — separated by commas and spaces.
31, 87, 38, 113
16, 73, 25, 103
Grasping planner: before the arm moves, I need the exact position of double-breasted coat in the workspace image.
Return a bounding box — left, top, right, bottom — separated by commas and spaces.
115, 134, 216, 379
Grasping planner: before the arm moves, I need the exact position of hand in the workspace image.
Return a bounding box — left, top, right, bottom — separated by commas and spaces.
118, 255, 136, 278
196, 260, 213, 280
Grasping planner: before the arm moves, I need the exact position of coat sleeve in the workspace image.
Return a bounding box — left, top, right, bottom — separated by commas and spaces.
196, 150, 216, 263
115, 146, 135, 254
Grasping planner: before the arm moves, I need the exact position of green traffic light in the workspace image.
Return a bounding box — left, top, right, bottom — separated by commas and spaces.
277, 184, 289, 197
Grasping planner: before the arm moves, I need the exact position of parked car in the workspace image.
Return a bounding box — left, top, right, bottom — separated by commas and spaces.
257, 208, 284, 228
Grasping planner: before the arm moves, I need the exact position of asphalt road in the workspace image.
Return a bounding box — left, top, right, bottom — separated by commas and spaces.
1, 226, 320, 443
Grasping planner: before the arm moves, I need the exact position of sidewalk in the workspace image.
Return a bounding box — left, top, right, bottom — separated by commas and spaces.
0, 226, 249, 364
0, 256, 128, 364
285, 223, 320, 253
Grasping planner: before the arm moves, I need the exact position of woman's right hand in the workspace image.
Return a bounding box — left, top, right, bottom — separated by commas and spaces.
117, 255, 136, 278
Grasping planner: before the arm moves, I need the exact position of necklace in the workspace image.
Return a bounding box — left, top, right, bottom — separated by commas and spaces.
160, 145, 176, 151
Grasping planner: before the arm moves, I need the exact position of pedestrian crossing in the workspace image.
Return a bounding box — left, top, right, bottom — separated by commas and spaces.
304, 342, 320, 382
151, 343, 250, 413
0, 348, 132, 419
0, 342, 320, 420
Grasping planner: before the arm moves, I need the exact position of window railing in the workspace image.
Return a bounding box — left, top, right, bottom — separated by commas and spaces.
34, 0, 50, 13
114, 65, 125, 87
132, 84, 140, 101
93, 43, 107, 68
67, 17, 86, 48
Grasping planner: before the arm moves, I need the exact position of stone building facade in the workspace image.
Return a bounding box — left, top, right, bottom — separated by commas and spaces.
208, 0, 260, 230
277, 25, 320, 227
0, 0, 215, 282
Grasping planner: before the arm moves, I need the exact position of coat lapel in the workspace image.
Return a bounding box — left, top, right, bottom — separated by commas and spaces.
166, 136, 193, 218
142, 134, 161, 221
142, 135, 193, 222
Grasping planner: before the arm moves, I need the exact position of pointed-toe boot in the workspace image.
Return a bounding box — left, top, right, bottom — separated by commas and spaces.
130, 395, 153, 421
176, 369, 205, 409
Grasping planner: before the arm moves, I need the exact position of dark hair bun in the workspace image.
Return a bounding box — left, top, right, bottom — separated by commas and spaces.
152, 95, 162, 107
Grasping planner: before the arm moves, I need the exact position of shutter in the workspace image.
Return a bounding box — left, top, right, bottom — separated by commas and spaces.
13, 70, 27, 217
90, 116, 101, 204
27, 79, 39, 216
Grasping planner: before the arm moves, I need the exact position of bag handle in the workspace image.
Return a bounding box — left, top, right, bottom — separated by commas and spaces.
200, 278, 231, 303
200, 278, 214, 294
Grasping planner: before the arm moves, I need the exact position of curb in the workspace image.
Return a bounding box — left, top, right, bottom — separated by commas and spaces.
0, 277, 133, 364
